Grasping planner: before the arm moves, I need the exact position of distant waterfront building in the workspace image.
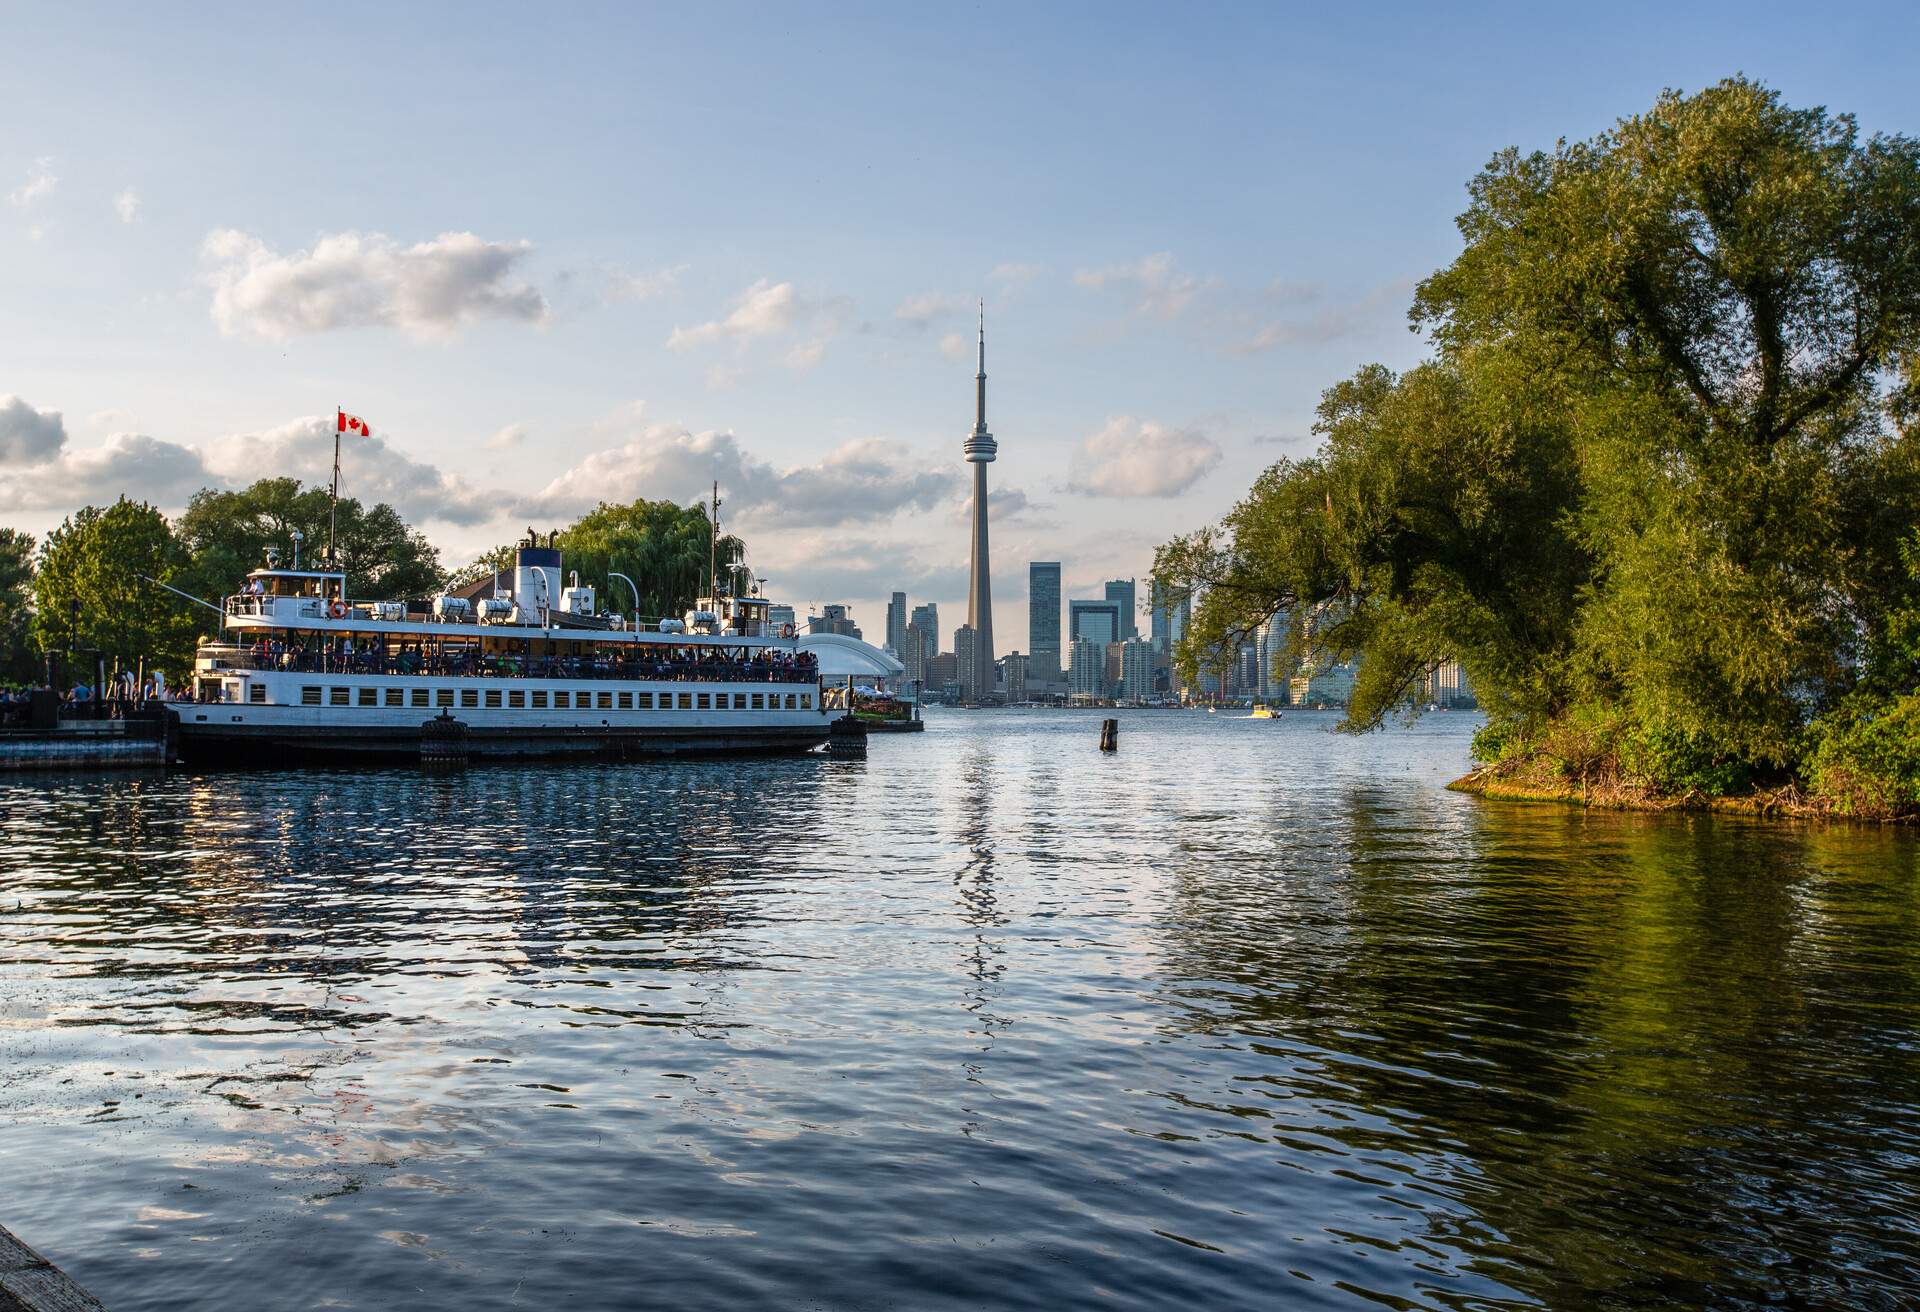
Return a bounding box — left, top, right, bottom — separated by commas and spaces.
1119, 637, 1154, 700
808, 604, 861, 639
954, 623, 979, 701
902, 619, 930, 690
1068, 639, 1106, 699
1002, 651, 1028, 704
1427, 660, 1475, 709
885, 591, 908, 656
927, 651, 957, 689
1291, 659, 1358, 707
908, 603, 939, 670
1257, 611, 1292, 703
1069, 598, 1123, 647
1029, 562, 1061, 682
1149, 579, 1189, 655
1104, 578, 1138, 639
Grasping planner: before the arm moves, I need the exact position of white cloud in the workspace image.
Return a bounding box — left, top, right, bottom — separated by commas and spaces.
667, 279, 847, 371
200, 228, 550, 340
201, 416, 496, 525
0, 395, 69, 465
604, 262, 686, 303
483, 423, 526, 451
939, 332, 971, 363
1065, 416, 1222, 498
989, 262, 1044, 287
0, 431, 213, 514
528, 424, 954, 529
9, 158, 55, 209
1235, 279, 1412, 353
667, 278, 800, 350
1073, 252, 1209, 319
895, 291, 968, 329
113, 187, 140, 224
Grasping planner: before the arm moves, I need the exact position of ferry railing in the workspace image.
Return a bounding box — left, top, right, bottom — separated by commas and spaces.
197, 649, 820, 685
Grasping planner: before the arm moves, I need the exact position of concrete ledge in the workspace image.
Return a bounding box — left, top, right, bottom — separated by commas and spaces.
0, 1225, 105, 1312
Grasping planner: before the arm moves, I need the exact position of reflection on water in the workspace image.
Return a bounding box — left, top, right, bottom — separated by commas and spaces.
2, 711, 1917, 1310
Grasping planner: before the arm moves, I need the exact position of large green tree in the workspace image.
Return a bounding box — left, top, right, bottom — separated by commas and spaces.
32, 499, 204, 678
174, 478, 442, 604
1158, 78, 1920, 800
0, 528, 38, 682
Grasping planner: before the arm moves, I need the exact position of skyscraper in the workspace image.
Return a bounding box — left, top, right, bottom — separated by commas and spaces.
1150, 578, 1190, 655
961, 305, 997, 703
1028, 561, 1061, 682
885, 591, 908, 656
909, 603, 939, 659
1069, 598, 1122, 646
1104, 578, 1138, 639
954, 623, 977, 701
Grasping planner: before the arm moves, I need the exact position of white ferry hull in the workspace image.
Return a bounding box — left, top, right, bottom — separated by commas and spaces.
169, 671, 831, 764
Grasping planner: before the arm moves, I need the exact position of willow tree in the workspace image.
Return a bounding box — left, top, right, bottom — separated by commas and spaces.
1159, 78, 1920, 792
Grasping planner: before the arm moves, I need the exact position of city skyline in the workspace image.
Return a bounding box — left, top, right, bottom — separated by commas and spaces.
4, 5, 1913, 655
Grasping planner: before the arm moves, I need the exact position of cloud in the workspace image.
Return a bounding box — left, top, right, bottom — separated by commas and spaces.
989, 262, 1044, 287
1073, 252, 1210, 319
1065, 416, 1222, 498
604, 263, 685, 303
9, 158, 55, 209
483, 423, 526, 451
200, 228, 550, 340
1235, 279, 1414, 353
0, 431, 213, 514
0, 395, 69, 465
705, 363, 746, 390
114, 188, 140, 224
939, 332, 972, 363
667, 278, 800, 349
528, 425, 955, 529
895, 291, 969, 330
667, 279, 847, 371
200, 416, 496, 525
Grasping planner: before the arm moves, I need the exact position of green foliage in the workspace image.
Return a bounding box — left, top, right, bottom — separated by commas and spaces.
32, 499, 203, 678
557, 500, 744, 621
0, 528, 38, 682
1158, 78, 1920, 802
1802, 532, 1920, 816
174, 478, 442, 603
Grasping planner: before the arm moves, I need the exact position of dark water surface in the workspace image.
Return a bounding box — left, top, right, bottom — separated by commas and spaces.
3, 710, 1918, 1310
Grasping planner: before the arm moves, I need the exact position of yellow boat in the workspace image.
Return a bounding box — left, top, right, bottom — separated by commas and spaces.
1250, 703, 1279, 720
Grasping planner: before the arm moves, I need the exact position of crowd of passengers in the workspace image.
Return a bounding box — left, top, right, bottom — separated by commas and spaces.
225, 638, 820, 683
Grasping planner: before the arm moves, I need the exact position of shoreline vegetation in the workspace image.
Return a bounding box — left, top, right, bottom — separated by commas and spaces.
1157, 77, 1920, 825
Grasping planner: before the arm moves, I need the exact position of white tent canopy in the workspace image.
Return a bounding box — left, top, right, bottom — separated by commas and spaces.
797, 632, 906, 686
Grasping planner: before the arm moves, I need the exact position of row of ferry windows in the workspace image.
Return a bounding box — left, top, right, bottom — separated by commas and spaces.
293, 685, 811, 712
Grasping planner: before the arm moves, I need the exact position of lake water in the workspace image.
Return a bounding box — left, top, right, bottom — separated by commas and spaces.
2, 709, 1917, 1310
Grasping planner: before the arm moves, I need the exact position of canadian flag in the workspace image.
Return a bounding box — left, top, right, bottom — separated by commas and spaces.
336, 410, 371, 437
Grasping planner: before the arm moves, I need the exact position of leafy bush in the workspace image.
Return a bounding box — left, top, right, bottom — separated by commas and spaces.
1805, 695, 1920, 818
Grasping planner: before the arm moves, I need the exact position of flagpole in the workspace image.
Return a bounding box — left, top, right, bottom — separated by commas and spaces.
329, 407, 342, 566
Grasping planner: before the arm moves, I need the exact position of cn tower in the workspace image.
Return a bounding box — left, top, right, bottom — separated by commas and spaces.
962, 302, 996, 702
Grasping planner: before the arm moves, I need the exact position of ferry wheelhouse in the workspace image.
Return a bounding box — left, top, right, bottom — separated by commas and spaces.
171, 534, 831, 762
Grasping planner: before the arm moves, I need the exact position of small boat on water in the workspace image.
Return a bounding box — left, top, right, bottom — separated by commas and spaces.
1249, 703, 1280, 720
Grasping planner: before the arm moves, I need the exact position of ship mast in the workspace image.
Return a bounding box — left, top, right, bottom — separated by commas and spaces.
708, 480, 722, 602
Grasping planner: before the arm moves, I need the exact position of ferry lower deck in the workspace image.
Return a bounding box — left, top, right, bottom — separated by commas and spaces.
170, 668, 829, 763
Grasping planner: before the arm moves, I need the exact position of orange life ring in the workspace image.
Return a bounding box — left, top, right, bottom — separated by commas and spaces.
780, 622, 796, 639
328, 599, 349, 620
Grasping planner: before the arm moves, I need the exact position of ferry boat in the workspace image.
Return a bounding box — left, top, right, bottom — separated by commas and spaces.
170, 532, 831, 763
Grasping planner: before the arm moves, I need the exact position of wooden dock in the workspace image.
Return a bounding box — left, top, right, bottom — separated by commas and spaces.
0, 1225, 105, 1312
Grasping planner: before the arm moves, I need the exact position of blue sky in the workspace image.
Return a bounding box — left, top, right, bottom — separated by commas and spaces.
4, 1, 1916, 650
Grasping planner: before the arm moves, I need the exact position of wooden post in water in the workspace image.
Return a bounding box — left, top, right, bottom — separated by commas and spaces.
1099, 718, 1118, 752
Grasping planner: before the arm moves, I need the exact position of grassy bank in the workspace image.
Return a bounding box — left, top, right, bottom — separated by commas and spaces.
1447, 758, 1917, 825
